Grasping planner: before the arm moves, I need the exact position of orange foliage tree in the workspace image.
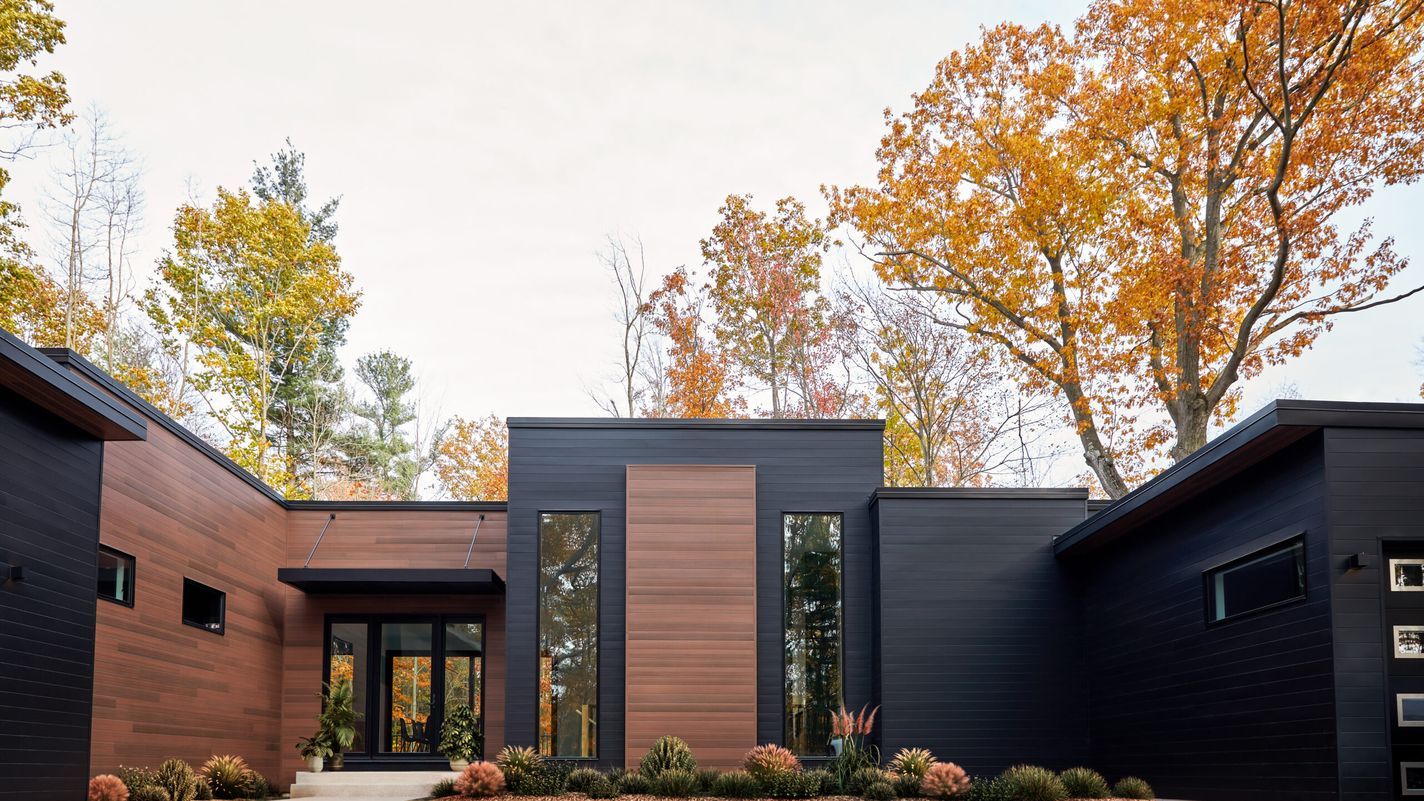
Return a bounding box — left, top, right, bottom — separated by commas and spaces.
643, 266, 743, 418
829, 0, 1424, 497
434, 415, 508, 501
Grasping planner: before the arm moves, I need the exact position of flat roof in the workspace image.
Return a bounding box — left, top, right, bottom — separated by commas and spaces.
1054, 399, 1424, 557
871, 487, 1089, 502
0, 328, 145, 441
508, 416, 885, 430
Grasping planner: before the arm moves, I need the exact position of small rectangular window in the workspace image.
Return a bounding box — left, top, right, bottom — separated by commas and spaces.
182, 578, 225, 634
1404, 762, 1424, 796
1395, 626, 1424, 659
1205, 537, 1305, 624
1392, 559, 1424, 591
1400, 695, 1424, 728
97, 546, 135, 606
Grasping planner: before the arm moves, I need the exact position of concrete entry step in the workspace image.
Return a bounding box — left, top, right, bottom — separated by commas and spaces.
290, 770, 458, 800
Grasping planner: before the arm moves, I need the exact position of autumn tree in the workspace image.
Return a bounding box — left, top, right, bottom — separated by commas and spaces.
644, 266, 741, 418
701, 194, 839, 418
830, 1, 1424, 497
435, 414, 509, 501
146, 187, 360, 491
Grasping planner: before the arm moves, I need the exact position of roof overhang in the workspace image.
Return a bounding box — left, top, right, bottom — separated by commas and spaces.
277, 567, 505, 595
1, 330, 145, 441
1053, 399, 1424, 558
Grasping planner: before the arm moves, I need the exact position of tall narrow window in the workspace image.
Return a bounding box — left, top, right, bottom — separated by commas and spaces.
784, 512, 843, 756
97, 546, 135, 606
538, 512, 599, 757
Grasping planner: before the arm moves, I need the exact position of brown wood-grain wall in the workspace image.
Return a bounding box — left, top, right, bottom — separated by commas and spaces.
624, 465, 757, 769
91, 424, 289, 781
285, 509, 506, 572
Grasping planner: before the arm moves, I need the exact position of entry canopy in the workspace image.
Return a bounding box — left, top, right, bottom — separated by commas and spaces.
276, 567, 504, 595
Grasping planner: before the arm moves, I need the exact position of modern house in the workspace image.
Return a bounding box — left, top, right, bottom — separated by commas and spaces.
3, 326, 1424, 801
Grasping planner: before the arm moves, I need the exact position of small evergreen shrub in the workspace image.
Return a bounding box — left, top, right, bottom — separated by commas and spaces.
116, 767, 157, 792
744, 744, 801, 780
919, 763, 969, 799
712, 770, 763, 798
651, 768, 701, 797
696, 768, 722, 792
996, 766, 1064, 801
890, 748, 937, 780
429, 777, 459, 798
246, 774, 273, 800
807, 769, 839, 796
642, 735, 698, 778
156, 760, 198, 801
509, 763, 568, 796
962, 777, 1007, 801
1110, 777, 1153, 800
893, 773, 923, 798
496, 745, 545, 780
864, 780, 898, 801
193, 779, 213, 801
618, 771, 651, 795
587, 774, 621, 799
457, 761, 507, 797
761, 769, 821, 799
89, 775, 130, 801
1057, 768, 1108, 799
129, 787, 170, 801
568, 767, 606, 793
847, 767, 895, 796
198, 756, 251, 800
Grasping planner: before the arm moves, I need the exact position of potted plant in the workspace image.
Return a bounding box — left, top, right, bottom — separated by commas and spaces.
439, 703, 482, 770
319, 681, 360, 770
297, 733, 333, 773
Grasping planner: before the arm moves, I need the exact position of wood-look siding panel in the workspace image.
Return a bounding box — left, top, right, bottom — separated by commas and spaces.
625, 465, 757, 769
91, 424, 289, 783
1077, 435, 1336, 801
286, 510, 506, 572
279, 594, 506, 786
0, 392, 105, 801
1325, 427, 1424, 801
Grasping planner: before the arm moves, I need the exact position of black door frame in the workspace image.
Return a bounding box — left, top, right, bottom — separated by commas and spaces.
322, 613, 486, 767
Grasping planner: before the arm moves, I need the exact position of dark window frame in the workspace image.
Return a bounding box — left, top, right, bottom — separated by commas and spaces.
181, 577, 226, 635
97, 544, 135, 608
535, 509, 602, 760
1203, 533, 1307, 626
781, 510, 846, 757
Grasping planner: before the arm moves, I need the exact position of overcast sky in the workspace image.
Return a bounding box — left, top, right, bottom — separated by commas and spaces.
10, 0, 1423, 429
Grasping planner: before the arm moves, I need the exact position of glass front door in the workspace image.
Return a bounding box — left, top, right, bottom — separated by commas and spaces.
325, 615, 485, 762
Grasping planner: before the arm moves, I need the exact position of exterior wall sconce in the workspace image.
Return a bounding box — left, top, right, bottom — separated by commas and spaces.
1346, 553, 1374, 572
0, 560, 23, 583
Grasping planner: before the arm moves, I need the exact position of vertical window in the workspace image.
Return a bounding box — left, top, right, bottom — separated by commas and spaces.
97, 546, 135, 606
784, 512, 843, 756
181, 578, 225, 634
329, 622, 368, 753
1204, 537, 1306, 623
381, 622, 434, 753
538, 512, 599, 757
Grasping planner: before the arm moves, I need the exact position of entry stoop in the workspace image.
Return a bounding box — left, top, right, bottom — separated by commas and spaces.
289, 770, 458, 800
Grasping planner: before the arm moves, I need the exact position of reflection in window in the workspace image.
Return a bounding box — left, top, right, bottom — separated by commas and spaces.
97, 546, 134, 606
1405, 762, 1424, 796
1401, 695, 1424, 728
538, 512, 599, 758
1205, 538, 1305, 623
784, 512, 843, 756
1396, 626, 1424, 659
181, 578, 225, 634
382, 622, 434, 753
329, 622, 367, 753
444, 621, 484, 722
1393, 559, 1424, 591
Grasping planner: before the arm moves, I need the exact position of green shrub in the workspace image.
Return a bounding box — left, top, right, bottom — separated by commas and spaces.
618, 770, 651, 795
807, 769, 839, 796
116, 766, 158, 791
496, 745, 545, 780
761, 770, 822, 799
247, 773, 273, 800
587, 774, 621, 799
194, 779, 213, 801
893, 773, 923, 798
1057, 768, 1108, 799
642, 736, 698, 778
697, 768, 722, 792
155, 758, 198, 801
439, 704, 482, 764
712, 770, 763, 799
847, 767, 895, 796
996, 766, 1064, 801
889, 748, 937, 780
568, 767, 606, 793
509, 763, 569, 796
963, 777, 1007, 801
1110, 777, 1153, 800
430, 777, 460, 798
129, 787, 171, 801
651, 768, 701, 797
864, 780, 898, 801
199, 756, 251, 800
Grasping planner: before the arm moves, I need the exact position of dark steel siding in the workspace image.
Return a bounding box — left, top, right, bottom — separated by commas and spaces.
1325, 427, 1424, 801
0, 390, 104, 801
872, 495, 1089, 774
505, 426, 883, 766
1077, 434, 1336, 801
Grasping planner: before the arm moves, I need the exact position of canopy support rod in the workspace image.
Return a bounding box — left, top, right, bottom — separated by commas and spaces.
464, 513, 486, 568
303, 513, 337, 567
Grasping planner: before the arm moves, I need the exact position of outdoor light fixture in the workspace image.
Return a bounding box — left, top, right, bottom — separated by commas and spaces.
1347, 553, 1375, 572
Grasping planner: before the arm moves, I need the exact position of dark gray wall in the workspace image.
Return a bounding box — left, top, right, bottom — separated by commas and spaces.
1325, 426, 1424, 801
1073, 435, 1336, 801
504, 421, 884, 766
0, 389, 105, 801
871, 490, 1090, 776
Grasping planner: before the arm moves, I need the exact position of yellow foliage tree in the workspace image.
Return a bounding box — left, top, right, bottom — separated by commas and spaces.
434, 415, 509, 501
830, 0, 1424, 497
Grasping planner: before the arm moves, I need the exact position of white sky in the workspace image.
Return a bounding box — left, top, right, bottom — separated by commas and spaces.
9, 0, 1423, 432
